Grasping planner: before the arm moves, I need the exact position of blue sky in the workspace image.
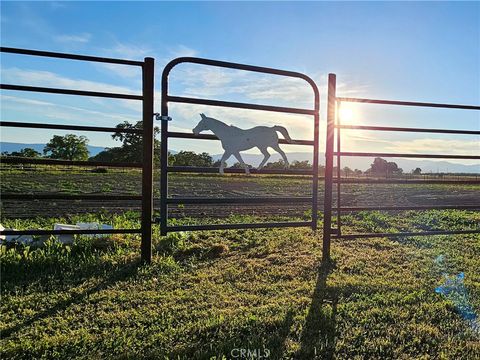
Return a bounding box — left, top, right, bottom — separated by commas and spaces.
0, 1, 479, 165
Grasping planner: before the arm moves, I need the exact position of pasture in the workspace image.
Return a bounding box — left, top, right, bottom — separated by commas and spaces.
1, 169, 479, 359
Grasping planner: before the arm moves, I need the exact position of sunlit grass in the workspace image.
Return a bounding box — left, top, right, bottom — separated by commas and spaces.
1, 210, 479, 359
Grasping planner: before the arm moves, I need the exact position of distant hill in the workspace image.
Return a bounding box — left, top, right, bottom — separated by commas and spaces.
211, 151, 479, 174
1, 142, 107, 156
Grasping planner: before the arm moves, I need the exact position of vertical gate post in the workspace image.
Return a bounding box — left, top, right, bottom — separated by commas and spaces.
141, 57, 155, 263
322, 73, 336, 261
312, 86, 320, 231
159, 64, 169, 236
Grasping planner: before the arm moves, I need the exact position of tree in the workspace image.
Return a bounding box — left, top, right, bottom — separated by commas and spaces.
386, 161, 400, 174
265, 159, 286, 169
44, 134, 89, 161
2, 148, 41, 158
368, 157, 403, 175
343, 166, 354, 177
369, 157, 388, 174
290, 160, 312, 169
89, 121, 161, 163
412, 167, 422, 175
170, 151, 214, 167
231, 162, 253, 169
354, 169, 363, 176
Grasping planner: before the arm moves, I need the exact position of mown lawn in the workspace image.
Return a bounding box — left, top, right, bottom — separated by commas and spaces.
1, 211, 479, 359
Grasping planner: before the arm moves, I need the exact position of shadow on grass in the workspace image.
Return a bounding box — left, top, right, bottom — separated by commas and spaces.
296, 259, 338, 359
2, 259, 141, 339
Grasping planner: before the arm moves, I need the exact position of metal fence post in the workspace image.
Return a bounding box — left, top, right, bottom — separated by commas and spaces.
141, 57, 154, 263
312, 86, 320, 231
160, 64, 169, 236
322, 73, 336, 261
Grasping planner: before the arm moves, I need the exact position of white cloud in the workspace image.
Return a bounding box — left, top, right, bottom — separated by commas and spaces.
1, 94, 138, 125
336, 81, 370, 96
169, 103, 313, 142
169, 65, 316, 109
0, 67, 143, 125
344, 133, 479, 157
93, 42, 154, 80
1, 67, 138, 96
97, 63, 143, 80
54, 33, 91, 44
386, 138, 480, 156
168, 45, 198, 58
160, 65, 367, 154
106, 42, 153, 60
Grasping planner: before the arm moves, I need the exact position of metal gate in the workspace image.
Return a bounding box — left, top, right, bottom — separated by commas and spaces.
322, 73, 480, 260
0, 47, 155, 262
159, 57, 320, 235
4, 48, 478, 263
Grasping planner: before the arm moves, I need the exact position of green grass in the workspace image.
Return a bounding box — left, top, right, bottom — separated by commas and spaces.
1, 211, 479, 359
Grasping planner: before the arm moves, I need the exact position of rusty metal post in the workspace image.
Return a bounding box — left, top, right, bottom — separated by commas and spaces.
323, 73, 336, 261
141, 57, 154, 263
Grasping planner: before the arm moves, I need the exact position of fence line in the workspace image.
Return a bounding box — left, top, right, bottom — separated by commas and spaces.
0, 47, 154, 263
322, 72, 480, 261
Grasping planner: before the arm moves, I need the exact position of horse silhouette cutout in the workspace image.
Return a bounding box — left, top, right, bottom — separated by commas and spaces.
193, 113, 292, 174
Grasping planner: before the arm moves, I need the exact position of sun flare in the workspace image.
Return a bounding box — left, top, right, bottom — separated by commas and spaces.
338, 104, 358, 124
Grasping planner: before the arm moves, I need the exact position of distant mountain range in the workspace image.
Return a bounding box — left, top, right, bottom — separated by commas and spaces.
1, 142, 478, 173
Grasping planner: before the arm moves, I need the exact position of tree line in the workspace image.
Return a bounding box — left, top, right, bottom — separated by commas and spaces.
2, 120, 416, 174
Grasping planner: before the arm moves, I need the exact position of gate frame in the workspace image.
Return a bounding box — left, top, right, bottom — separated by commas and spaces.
0, 47, 155, 263
322, 73, 480, 261
159, 57, 320, 235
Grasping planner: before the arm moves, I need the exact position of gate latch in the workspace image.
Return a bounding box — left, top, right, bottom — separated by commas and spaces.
154, 113, 172, 121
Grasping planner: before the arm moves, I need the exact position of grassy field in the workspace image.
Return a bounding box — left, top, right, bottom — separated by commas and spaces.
1, 210, 479, 359
1, 170, 479, 358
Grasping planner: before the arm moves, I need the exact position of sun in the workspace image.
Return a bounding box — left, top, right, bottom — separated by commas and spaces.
338, 103, 357, 124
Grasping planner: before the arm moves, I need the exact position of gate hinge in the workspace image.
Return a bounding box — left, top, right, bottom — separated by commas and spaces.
154, 113, 172, 121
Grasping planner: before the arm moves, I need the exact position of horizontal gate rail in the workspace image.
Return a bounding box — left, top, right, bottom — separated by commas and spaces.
0, 121, 143, 134
0, 46, 144, 66
166, 95, 316, 115
335, 205, 480, 211
160, 57, 320, 235
166, 197, 312, 204
0, 47, 154, 262
167, 131, 314, 145
167, 221, 312, 232
334, 229, 480, 239
336, 97, 480, 110
336, 124, 480, 135
334, 152, 479, 160
167, 166, 313, 175
2, 194, 142, 201
333, 178, 480, 185
0, 84, 142, 100
1, 229, 141, 236
323, 73, 480, 261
